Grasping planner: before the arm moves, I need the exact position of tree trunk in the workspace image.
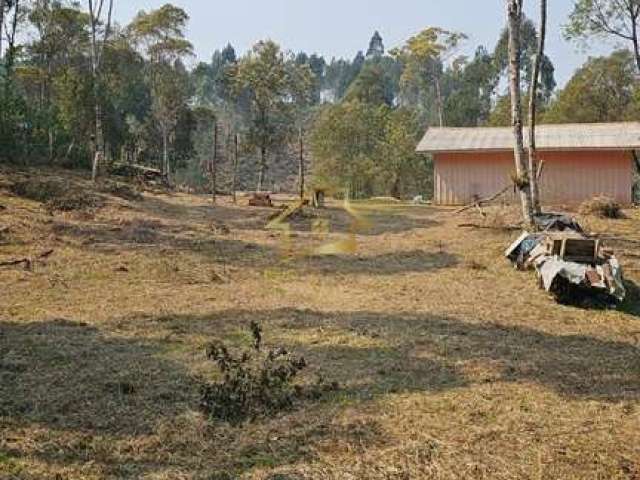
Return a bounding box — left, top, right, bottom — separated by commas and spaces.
211, 121, 217, 204
5, 0, 18, 74
91, 103, 103, 182
0, 0, 5, 60
232, 133, 238, 204
298, 127, 305, 200
257, 146, 266, 192
527, 0, 547, 215
162, 129, 169, 177
507, 0, 535, 227
88, 0, 114, 183
435, 75, 444, 127
632, 11, 640, 73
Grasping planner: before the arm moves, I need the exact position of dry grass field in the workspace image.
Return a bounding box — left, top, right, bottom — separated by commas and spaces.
1, 166, 640, 479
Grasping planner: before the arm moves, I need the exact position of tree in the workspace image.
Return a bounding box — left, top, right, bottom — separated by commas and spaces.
443, 46, 499, 126
565, 0, 640, 72
544, 50, 639, 123
229, 40, 313, 191
310, 100, 388, 197
494, 15, 556, 100
128, 3, 194, 177
366, 31, 384, 59
392, 27, 467, 126
527, 0, 547, 214
0, 0, 6, 60
310, 101, 430, 199
344, 62, 396, 106
506, 0, 535, 226
87, 0, 114, 182
26, 1, 92, 163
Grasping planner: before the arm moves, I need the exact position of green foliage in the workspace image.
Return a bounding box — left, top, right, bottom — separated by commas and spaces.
392, 27, 467, 125
544, 50, 639, 123
228, 40, 313, 188
493, 16, 556, 98
310, 100, 430, 199
128, 4, 193, 62
344, 60, 399, 106
444, 47, 498, 126
565, 0, 640, 71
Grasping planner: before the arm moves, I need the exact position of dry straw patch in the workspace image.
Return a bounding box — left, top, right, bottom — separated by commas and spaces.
1, 167, 640, 479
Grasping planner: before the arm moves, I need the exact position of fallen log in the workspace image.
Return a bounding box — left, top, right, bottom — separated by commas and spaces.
0, 249, 55, 269
110, 163, 164, 182
458, 223, 521, 231
454, 186, 511, 214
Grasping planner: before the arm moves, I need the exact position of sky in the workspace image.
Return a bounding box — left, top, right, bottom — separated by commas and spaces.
115, 0, 621, 87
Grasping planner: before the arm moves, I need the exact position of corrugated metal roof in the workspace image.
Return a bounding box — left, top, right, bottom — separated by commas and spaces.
416, 122, 640, 153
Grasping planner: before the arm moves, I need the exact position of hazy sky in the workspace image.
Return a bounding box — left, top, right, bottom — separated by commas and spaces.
116, 1, 620, 87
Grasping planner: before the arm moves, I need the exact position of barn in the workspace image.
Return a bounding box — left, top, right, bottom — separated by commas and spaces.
416, 123, 640, 206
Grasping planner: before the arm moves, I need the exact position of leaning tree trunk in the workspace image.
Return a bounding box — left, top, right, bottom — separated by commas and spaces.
507, 0, 535, 227
527, 0, 547, 215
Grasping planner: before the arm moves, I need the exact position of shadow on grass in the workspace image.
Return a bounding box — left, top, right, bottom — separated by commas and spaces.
3, 307, 639, 477
0, 319, 195, 434
138, 308, 640, 403
132, 196, 441, 236
0, 317, 389, 478
298, 250, 458, 276
284, 205, 442, 237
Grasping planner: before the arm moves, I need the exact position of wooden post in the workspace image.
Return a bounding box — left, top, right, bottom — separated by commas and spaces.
211, 121, 218, 205
232, 133, 238, 204
298, 127, 305, 201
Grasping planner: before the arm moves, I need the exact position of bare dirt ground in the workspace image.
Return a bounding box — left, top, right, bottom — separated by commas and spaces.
1, 167, 640, 479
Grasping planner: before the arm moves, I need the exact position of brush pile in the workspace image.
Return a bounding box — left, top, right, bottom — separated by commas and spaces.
506, 213, 625, 306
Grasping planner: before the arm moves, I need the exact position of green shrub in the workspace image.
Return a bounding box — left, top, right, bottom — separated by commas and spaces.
200, 322, 337, 424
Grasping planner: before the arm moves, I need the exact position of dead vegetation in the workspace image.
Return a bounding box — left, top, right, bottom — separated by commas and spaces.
1, 167, 640, 479
579, 195, 623, 219
10, 177, 103, 212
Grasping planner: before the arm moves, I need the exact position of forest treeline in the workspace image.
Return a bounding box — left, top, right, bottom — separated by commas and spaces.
0, 1, 639, 198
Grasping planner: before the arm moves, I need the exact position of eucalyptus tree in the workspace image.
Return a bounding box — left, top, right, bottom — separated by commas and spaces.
229, 40, 313, 191
128, 3, 194, 177
565, 0, 640, 72
87, 0, 114, 181
392, 27, 467, 127
506, 0, 535, 226
527, 0, 547, 214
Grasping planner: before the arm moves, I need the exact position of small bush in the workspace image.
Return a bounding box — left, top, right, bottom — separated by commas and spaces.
200, 322, 337, 424
579, 196, 623, 219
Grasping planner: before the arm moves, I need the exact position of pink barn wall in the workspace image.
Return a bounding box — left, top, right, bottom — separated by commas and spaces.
433, 150, 633, 206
